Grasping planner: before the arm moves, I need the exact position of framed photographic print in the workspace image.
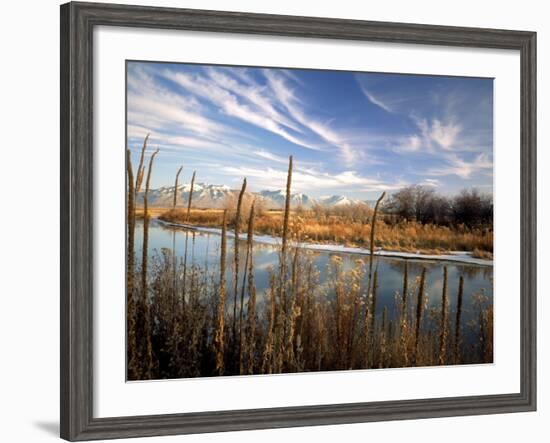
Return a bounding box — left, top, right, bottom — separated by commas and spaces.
60, 2, 536, 441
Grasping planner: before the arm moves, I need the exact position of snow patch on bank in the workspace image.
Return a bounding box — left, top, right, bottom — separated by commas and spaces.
156, 219, 493, 267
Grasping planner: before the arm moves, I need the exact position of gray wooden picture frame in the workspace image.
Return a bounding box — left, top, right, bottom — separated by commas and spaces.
60, 2, 537, 440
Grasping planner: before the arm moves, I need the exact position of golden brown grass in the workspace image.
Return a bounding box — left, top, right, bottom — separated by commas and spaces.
158, 207, 493, 255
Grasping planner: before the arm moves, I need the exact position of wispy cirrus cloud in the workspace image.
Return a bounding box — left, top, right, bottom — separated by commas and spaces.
126, 65, 250, 155
425, 153, 493, 179
253, 150, 290, 164
419, 178, 441, 187
355, 74, 418, 114
206, 68, 304, 134
160, 68, 322, 152
413, 115, 462, 151
379, 88, 491, 185
218, 164, 408, 194
263, 70, 357, 164
136, 63, 386, 169
358, 84, 394, 113
127, 61, 493, 196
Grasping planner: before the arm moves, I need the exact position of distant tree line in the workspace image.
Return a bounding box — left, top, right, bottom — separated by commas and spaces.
382, 185, 493, 228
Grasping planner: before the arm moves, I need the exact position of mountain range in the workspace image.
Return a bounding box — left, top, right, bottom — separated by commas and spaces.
136, 182, 370, 209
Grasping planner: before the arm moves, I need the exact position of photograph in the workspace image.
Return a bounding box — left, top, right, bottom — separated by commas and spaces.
0, 0, 542, 441
126, 61, 494, 381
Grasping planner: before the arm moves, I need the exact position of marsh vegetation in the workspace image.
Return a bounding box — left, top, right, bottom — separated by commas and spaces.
126, 136, 493, 380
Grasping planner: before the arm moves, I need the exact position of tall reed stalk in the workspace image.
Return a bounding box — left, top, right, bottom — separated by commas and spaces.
277, 156, 293, 368
181, 170, 195, 305
280, 156, 293, 306
262, 273, 277, 374
286, 246, 300, 370
171, 166, 183, 324
367, 192, 386, 295
173, 165, 183, 209
413, 267, 427, 364
139, 147, 159, 378
181, 231, 189, 304
141, 148, 159, 295
186, 171, 196, 222
134, 134, 149, 197
380, 305, 388, 368
401, 261, 408, 319
454, 275, 464, 363
438, 266, 448, 365
233, 178, 247, 345
364, 192, 385, 367
214, 210, 228, 375
126, 149, 137, 378
238, 239, 250, 372
369, 268, 379, 366
346, 260, 363, 369
244, 202, 256, 374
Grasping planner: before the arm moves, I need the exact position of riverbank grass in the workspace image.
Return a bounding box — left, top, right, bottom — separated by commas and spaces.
156, 207, 493, 257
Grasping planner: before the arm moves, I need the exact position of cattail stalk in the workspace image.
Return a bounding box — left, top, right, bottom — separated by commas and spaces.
369, 268, 379, 366
233, 178, 247, 345
126, 149, 137, 378
180, 171, 195, 306
364, 192, 385, 365
134, 134, 149, 196
281, 156, 293, 260
277, 156, 293, 368
285, 246, 299, 370
171, 166, 183, 316
438, 267, 448, 365
380, 305, 387, 368
141, 148, 159, 296
245, 202, 256, 374
413, 267, 427, 364
398, 262, 410, 366
238, 245, 250, 372
139, 147, 159, 378
172, 165, 183, 209
214, 210, 228, 375
401, 261, 408, 321
181, 231, 189, 304
126, 149, 136, 298
453, 275, 464, 364
387, 319, 393, 366
367, 192, 386, 296
346, 261, 363, 369
186, 171, 196, 222
262, 273, 277, 374
238, 199, 253, 373
279, 156, 293, 309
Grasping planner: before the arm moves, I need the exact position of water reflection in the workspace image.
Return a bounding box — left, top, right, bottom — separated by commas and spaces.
134, 220, 493, 343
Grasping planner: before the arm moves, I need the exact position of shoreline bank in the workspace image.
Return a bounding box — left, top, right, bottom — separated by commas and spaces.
155, 218, 493, 267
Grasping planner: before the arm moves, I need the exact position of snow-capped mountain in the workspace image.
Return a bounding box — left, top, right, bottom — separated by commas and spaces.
258, 190, 315, 208
318, 195, 361, 207
136, 183, 235, 208
137, 183, 368, 209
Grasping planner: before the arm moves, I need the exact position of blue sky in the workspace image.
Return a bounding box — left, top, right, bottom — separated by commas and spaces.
127, 61, 493, 199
